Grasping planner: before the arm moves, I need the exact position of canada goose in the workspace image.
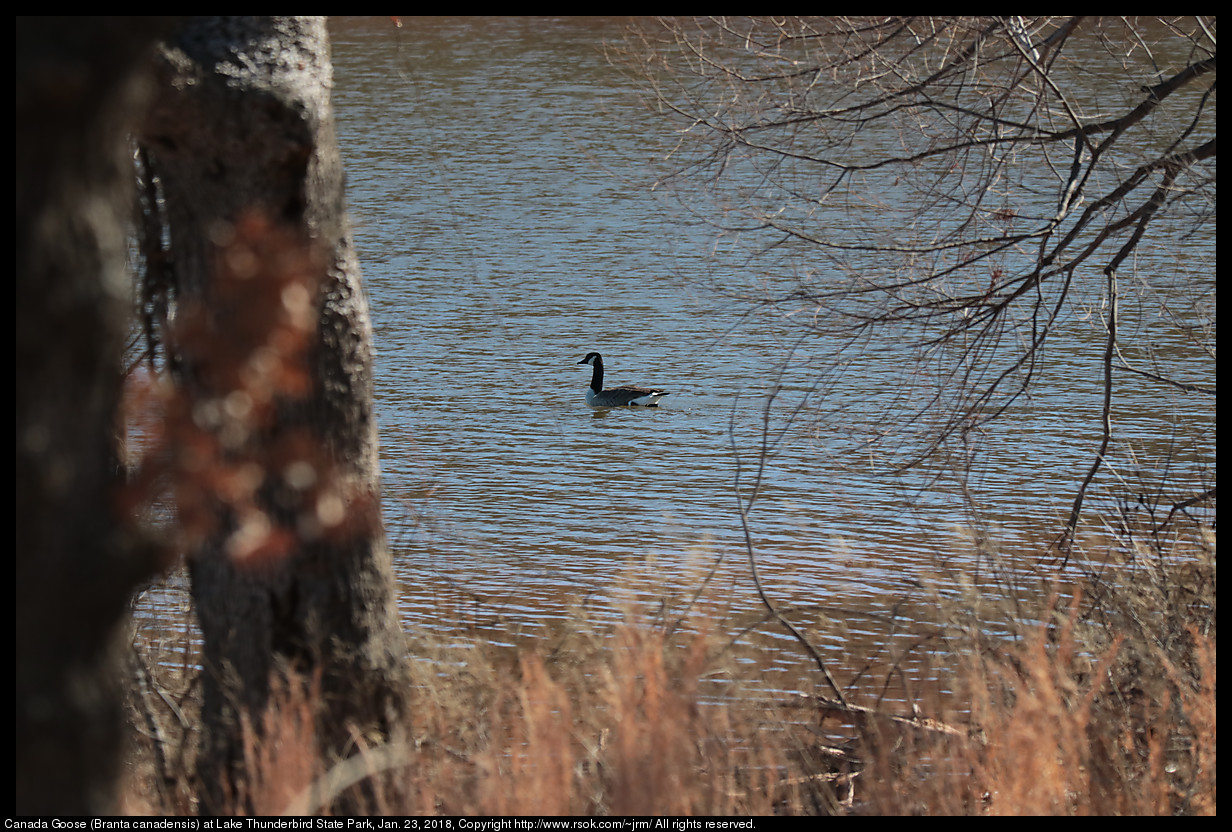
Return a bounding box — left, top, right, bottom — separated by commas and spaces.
577, 352, 669, 408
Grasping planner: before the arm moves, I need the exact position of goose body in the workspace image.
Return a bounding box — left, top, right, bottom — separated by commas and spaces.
577, 352, 669, 408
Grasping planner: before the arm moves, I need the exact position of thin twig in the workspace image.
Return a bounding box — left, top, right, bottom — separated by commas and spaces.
730, 374, 850, 708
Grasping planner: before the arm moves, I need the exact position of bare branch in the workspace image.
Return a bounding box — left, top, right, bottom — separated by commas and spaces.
624, 15, 1216, 548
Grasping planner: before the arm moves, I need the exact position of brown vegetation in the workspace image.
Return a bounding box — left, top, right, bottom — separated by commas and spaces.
123, 530, 1215, 815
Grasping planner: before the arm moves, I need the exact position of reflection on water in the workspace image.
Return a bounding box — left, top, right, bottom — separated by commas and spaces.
133, 18, 1215, 706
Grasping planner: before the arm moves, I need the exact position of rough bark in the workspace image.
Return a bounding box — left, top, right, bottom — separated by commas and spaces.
139, 16, 409, 811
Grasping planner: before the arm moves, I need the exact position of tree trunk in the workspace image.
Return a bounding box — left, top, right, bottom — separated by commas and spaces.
139, 16, 409, 811
16, 16, 176, 815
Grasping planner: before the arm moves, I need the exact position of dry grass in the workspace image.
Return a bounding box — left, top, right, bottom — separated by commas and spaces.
123, 531, 1215, 816
855, 528, 1217, 816
859, 604, 1215, 814
381, 619, 806, 815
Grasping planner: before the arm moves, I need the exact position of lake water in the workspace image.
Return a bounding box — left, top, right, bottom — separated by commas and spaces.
134, 17, 1216, 702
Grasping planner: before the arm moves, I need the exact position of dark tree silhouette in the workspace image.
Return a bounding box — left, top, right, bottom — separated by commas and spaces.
16, 16, 179, 815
